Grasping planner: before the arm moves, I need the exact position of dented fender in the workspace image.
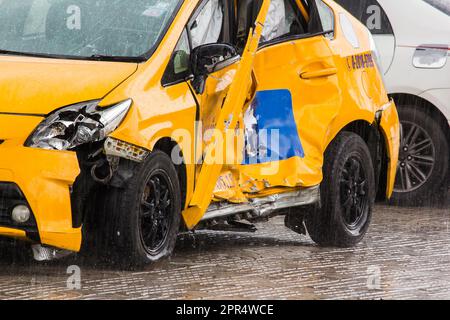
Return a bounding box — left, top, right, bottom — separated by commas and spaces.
379, 100, 400, 198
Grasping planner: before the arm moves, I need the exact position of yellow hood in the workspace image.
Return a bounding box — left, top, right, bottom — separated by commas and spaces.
0, 56, 138, 115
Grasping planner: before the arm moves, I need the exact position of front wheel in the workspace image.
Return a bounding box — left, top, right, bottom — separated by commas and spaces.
95, 151, 181, 268
306, 132, 375, 247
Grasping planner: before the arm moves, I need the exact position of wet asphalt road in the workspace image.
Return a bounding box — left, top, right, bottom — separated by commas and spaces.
0, 203, 449, 300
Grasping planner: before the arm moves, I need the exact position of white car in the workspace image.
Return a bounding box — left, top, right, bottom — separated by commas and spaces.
336, 0, 450, 206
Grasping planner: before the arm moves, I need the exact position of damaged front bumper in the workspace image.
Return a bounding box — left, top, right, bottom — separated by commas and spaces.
0, 115, 81, 252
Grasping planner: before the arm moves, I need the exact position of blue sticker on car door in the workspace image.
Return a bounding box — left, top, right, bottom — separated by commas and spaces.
243, 89, 304, 164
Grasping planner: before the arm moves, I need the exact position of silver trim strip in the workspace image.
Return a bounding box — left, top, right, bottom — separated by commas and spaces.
201, 186, 320, 222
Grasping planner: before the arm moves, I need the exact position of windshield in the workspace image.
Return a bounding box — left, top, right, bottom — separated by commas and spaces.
0, 0, 181, 61
423, 0, 450, 16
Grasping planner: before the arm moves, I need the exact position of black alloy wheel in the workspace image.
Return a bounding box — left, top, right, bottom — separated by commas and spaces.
140, 171, 174, 255
340, 156, 370, 232
394, 121, 435, 193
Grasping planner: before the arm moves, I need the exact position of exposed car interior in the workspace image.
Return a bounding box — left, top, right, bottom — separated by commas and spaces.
236, 0, 324, 48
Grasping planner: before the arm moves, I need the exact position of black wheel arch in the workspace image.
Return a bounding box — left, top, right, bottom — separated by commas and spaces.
153, 138, 188, 211
337, 120, 389, 201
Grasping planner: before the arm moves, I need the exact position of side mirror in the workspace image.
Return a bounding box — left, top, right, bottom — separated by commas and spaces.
191, 43, 240, 77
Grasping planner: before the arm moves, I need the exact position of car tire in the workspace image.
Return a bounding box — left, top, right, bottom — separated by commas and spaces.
94, 151, 181, 269
390, 105, 449, 207
306, 132, 375, 247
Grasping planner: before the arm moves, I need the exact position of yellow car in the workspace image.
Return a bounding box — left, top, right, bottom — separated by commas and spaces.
0, 0, 399, 267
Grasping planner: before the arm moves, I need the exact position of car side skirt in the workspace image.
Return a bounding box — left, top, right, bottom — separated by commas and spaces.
200, 185, 320, 224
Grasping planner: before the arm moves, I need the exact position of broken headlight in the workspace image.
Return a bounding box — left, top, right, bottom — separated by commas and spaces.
25, 99, 132, 150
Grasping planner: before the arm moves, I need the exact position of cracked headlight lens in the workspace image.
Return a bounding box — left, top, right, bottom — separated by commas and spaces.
25, 99, 132, 150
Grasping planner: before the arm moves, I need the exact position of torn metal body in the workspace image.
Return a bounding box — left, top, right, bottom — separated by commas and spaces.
202, 186, 320, 224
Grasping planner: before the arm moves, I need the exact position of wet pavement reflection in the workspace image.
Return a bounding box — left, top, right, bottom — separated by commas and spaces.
0, 203, 449, 300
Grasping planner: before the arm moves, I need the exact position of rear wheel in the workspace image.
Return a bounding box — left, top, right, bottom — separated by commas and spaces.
306, 132, 375, 247
391, 106, 449, 206
94, 151, 181, 269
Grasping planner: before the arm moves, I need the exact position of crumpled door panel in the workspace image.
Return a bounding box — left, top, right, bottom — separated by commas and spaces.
182, 0, 271, 229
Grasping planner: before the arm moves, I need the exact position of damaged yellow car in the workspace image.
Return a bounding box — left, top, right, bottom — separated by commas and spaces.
0, 0, 399, 266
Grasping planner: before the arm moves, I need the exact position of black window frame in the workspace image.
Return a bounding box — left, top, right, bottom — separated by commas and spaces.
258, 0, 335, 50
334, 0, 394, 36
422, 0, 450, 16
162, 0, 235, 87
314, 0, 335, 39
161, 27, 192, 87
